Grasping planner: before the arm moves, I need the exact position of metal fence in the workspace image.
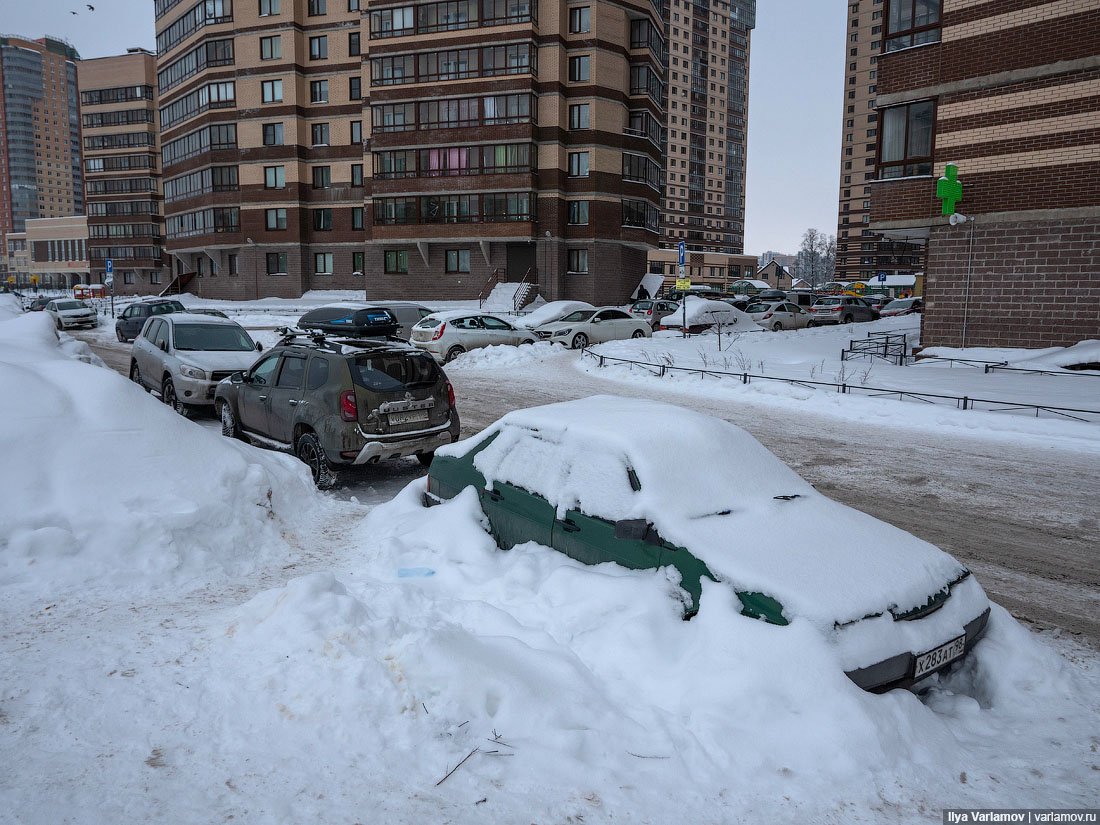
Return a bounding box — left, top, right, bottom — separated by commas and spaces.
581, 349, 1100, 424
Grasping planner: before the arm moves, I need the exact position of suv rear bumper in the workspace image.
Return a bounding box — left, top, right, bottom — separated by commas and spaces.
351, 418, 456, 464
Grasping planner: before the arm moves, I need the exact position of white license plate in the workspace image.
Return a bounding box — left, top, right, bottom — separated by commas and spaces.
913, 634, 966, 679
389, 410, 429, 426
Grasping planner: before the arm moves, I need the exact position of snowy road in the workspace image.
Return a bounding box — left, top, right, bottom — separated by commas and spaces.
78, 333, 1100, 646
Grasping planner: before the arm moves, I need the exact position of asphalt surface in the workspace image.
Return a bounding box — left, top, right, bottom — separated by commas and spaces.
79, 332, 1100, 647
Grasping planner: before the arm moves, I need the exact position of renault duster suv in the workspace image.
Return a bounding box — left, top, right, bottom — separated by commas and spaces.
214, 330, 460, 487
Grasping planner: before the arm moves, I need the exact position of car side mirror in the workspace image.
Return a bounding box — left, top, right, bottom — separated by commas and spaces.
256, 341, 263, 351
230, 371, 245, 384
591, 317, 601, 324
159, 341, 168, 352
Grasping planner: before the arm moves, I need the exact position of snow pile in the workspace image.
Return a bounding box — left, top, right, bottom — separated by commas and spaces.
516, 300, 594, 329
0, 309, 323, 595
1015, 340, 1100, 371
660, 296, 757, 330
196, 480, 1100, 821
0, 292, 23, 320
444, 341, 560, 370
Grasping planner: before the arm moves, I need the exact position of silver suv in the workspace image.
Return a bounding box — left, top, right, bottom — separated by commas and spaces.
129, 313, 263, 416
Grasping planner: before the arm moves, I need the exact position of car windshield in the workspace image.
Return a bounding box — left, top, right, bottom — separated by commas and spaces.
349, 353, 439, 392
174, 324, 255, 351
55, 300, 84, 310
885, 299, 913, 309
560, 310, 595, 323
816, 298, 842, 306
745, 302, 771, 313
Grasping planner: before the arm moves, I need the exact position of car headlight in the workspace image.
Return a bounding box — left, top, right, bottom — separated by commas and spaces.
553, 328, 571, 337
178, 364, 206, 380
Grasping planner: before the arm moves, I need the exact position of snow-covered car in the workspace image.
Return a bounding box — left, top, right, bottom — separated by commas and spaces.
410, 311, 537, 363
130, 313, 263, 416
744, 300, 812, 331
45, 299, 98, 330
880, 297, 923, 317
533, 307, 651, 348
515, 300, 594, 329
657, 297, 758, 334
425, 396, 991, 693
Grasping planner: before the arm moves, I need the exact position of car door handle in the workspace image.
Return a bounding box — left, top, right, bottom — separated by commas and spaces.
258, 395, 267, 401
288, 399, 298, 405
556, 518, 580, 533
484, 489, 503, 502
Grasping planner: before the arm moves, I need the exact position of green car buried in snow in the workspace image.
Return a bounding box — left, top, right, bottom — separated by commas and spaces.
422, 396, 992, 694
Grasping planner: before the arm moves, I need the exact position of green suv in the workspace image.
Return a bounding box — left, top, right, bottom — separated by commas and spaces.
215, 330, 460, 487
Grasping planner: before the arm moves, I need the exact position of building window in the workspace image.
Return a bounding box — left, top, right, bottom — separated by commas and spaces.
568, 249, 589, 274
352, 207, 364, 229
266, 252, 287, 274
878, 99, 934, 178
151, 271, 162, 284
568, 201, 589, 225
349, 32, 361, 56
259, 0, 280, 14
385, 250, 408, 273
568, 151, 589, 177
445, 249, 470, 273
260, 35, 281, 60
311, 122, 330, 146
313, 209, 332, 230
348, 0, 360, 9
352, 251, 364, 273
569, 6, 590, 33
262, 79, 283, 102
351, 120, 362, 144
312, 166, 331, 188
123, 271, 136, 284
228, 254, 238, 276
314, 252, 333, 274
885, 0, 941, 52
568, 55, 590, 82
310, 80, 329, 103
264, 165, 285, 188
265, 208, 287, 230
351, 163, 364, 185
308, 0, 326, 15
349, 76, 362, 99
568, 103, 589, 129
309, 36, 328, 59
263, 122, 284, 145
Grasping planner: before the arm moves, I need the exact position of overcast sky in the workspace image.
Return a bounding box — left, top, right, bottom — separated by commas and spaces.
5, 0, 846, 255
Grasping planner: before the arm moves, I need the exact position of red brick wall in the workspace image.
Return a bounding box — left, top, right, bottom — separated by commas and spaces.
921, 217, 1100, 348
870, 177, 939, 223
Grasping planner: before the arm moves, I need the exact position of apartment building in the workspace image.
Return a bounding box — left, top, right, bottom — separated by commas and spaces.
79, 49, 168, 295
870, 0, 1100, 349
660, 0, 753, 256
0, 36, 83, 236
153, 0, 665, 302
832, 1, 924, 284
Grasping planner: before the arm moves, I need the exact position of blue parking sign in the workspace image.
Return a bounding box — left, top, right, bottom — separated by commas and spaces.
105, 259, 114, 274
877, 272, 887, 282
678, 241, 685, 267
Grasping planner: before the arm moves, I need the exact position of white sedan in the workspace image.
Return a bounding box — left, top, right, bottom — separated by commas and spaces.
534, 307, 652, 349
410, 311, 537, 362
45, 299, 99, 330
745, 300, 812, 331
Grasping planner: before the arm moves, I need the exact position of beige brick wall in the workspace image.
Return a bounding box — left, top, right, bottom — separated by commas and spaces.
944, 0, 1100, 41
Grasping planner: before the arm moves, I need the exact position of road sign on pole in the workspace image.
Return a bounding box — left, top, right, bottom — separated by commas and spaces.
877, 272, 887, 283
105, 259, 114, 275
678, 241, 685, 267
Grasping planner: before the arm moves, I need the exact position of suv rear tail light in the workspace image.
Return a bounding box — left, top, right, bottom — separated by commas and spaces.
446, 381, 455, 408
340, 390, 357, 421
431, 322, 447, 341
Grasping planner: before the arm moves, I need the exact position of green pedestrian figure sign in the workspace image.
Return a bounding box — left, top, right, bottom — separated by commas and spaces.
937, 163, 963, 216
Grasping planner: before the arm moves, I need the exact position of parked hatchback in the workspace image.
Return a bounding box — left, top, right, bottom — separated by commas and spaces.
745, 300, 811, 331
115, 298, 186, 342
129, 314, 263, 416
807, 296, 877, 326
45, 299, 98, 330
629, 299, 680, 329
215, 331, 461, 487
880, 297, 923, 317
410, 311, 537, 362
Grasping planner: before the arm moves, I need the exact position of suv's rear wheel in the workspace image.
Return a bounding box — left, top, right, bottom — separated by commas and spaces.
296, 431, 338, 489
116, 328, 127, 343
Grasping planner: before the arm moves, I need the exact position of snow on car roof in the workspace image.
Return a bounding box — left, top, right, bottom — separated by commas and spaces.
167, 313, 244, 326
439, 396, 966, 627
423, 309, 511, 322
